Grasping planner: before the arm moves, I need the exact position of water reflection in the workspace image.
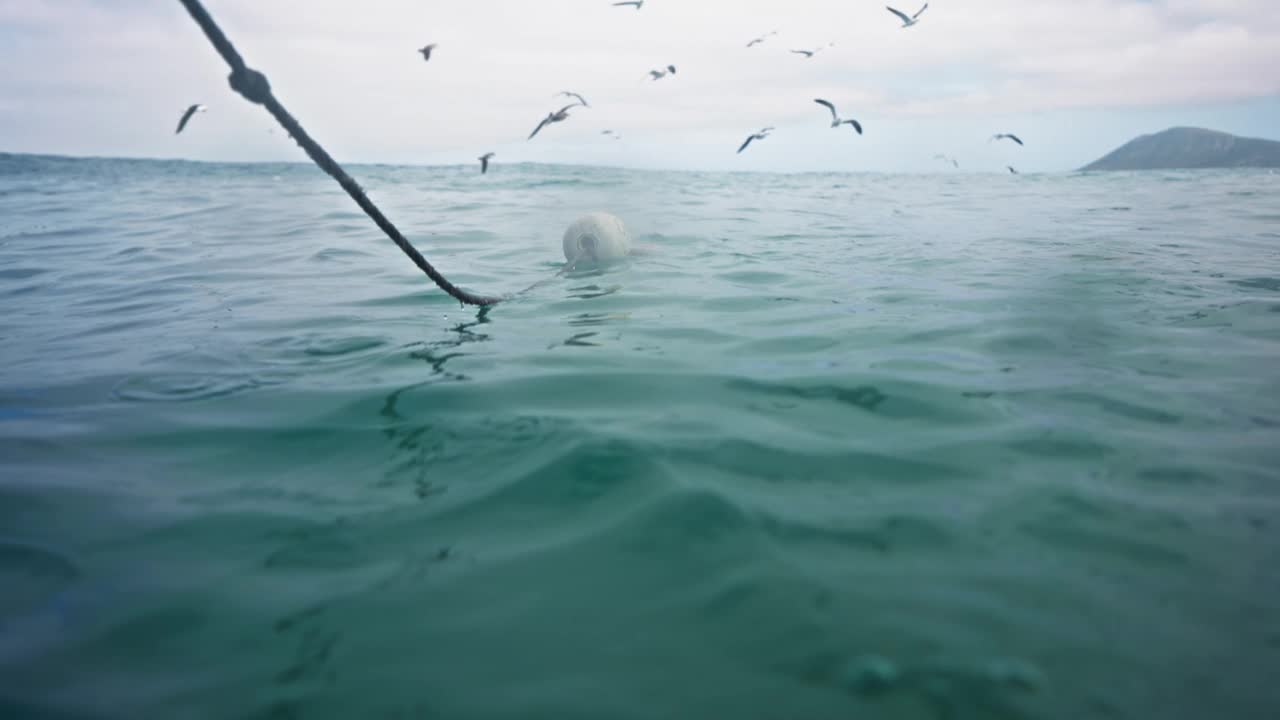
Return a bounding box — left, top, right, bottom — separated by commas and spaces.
568, 312, 630, 327
567, 283, 622, 300
378, 307, 494, 500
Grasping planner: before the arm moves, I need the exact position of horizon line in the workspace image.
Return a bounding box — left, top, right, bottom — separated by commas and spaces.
1, 148, 1067, 176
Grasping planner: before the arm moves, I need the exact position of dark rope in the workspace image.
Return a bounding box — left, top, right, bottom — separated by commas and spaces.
177, 0, 502, 306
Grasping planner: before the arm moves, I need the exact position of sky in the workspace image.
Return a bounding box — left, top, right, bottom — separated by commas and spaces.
2, 0, 1279, 173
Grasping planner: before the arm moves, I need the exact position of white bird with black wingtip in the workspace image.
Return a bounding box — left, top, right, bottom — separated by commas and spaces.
813, 99, 863, 135
648, 65, 678, 80
737, 127, 775, 154
789, 43, 833, 59
528, 104, 580, 140
934, 154, 959, 169
558, 91, 589, 108
886, 4, 928, 27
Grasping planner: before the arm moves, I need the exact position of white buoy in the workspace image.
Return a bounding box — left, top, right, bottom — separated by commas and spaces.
562, 212, 633, 265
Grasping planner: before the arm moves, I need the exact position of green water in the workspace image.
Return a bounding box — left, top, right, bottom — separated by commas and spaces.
1, 154, 1279, 719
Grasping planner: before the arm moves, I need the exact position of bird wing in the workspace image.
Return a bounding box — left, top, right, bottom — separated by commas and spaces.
1008, 134, 1024, 145
844, 119, 863, 135
528, 116, 550, 140
556, 104, 578, 115
886, 6, 912, 23
790, 50, 812, 56
814, 98, 838, 122
737, 135, 756, 154
668, 65, 677, 74
913, 3, 929, 18
747, 38, 761, 47
480, 157, 489, 173
175, 105, 198, 134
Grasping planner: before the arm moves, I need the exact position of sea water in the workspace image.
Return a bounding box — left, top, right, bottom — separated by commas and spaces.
2, 153, 1279, 719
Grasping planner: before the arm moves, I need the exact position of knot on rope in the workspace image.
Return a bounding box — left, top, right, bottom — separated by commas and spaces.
229, 67, 271, 105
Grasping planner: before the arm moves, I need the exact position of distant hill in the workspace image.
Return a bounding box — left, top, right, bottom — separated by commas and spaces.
1081, 127, 1280, 171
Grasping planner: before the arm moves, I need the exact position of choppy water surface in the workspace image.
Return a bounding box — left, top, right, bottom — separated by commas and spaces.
2, 153, 1279, 719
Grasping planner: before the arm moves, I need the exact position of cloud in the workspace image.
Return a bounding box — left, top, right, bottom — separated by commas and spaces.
1, 0, 1277, 169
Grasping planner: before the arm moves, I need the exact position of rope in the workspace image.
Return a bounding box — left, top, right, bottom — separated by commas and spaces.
177, 0, 502, 307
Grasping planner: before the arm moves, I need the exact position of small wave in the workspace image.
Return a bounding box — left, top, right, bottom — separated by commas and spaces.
717, 270, 789, 284
152, 202, 240, 223
0, 267, 48, 280
309, 247, 375, 262
0, 538, 80, 583
2, 226, 100, 242
301, 336, 388, 358
112, 373, 278, 402
524, 178, 588, 188
728, 378, 889, 412
1231, 276, 1280, 292
0, 537, 82, 622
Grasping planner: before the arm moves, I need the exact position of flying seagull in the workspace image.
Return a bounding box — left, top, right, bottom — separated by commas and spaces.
747, 31, 778, 48
528, 104, 578, 140
886, 4, 928, 27
175, 104, 206, 134
737, 127, 775, 154
790, 43, 832, 58
648, 65, 678, 80
418, 44, 437, 62
813, 99, 863, 134
613, 0, 644, 8
558, 91, 589, 108
1007, 166, 1020, 175
991, 133, 1025, 146
479, 153, 495, 174
933, 153, 960, 169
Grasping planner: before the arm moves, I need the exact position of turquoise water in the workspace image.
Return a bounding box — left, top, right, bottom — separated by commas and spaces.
2, 153, 1279, 719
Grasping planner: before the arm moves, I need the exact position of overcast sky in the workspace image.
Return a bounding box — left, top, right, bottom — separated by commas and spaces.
2, 0, 1278, 172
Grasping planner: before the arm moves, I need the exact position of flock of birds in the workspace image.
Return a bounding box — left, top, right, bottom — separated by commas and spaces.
173, 2, 1029, 175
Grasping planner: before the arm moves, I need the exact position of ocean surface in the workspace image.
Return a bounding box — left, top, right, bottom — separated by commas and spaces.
1, 152, 1278, 720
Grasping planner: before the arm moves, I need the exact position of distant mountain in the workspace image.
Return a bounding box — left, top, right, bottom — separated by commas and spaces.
1081, 127, 1280, 171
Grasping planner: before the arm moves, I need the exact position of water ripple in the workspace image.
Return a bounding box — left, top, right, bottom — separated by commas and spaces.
2, 156, 1279, 720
